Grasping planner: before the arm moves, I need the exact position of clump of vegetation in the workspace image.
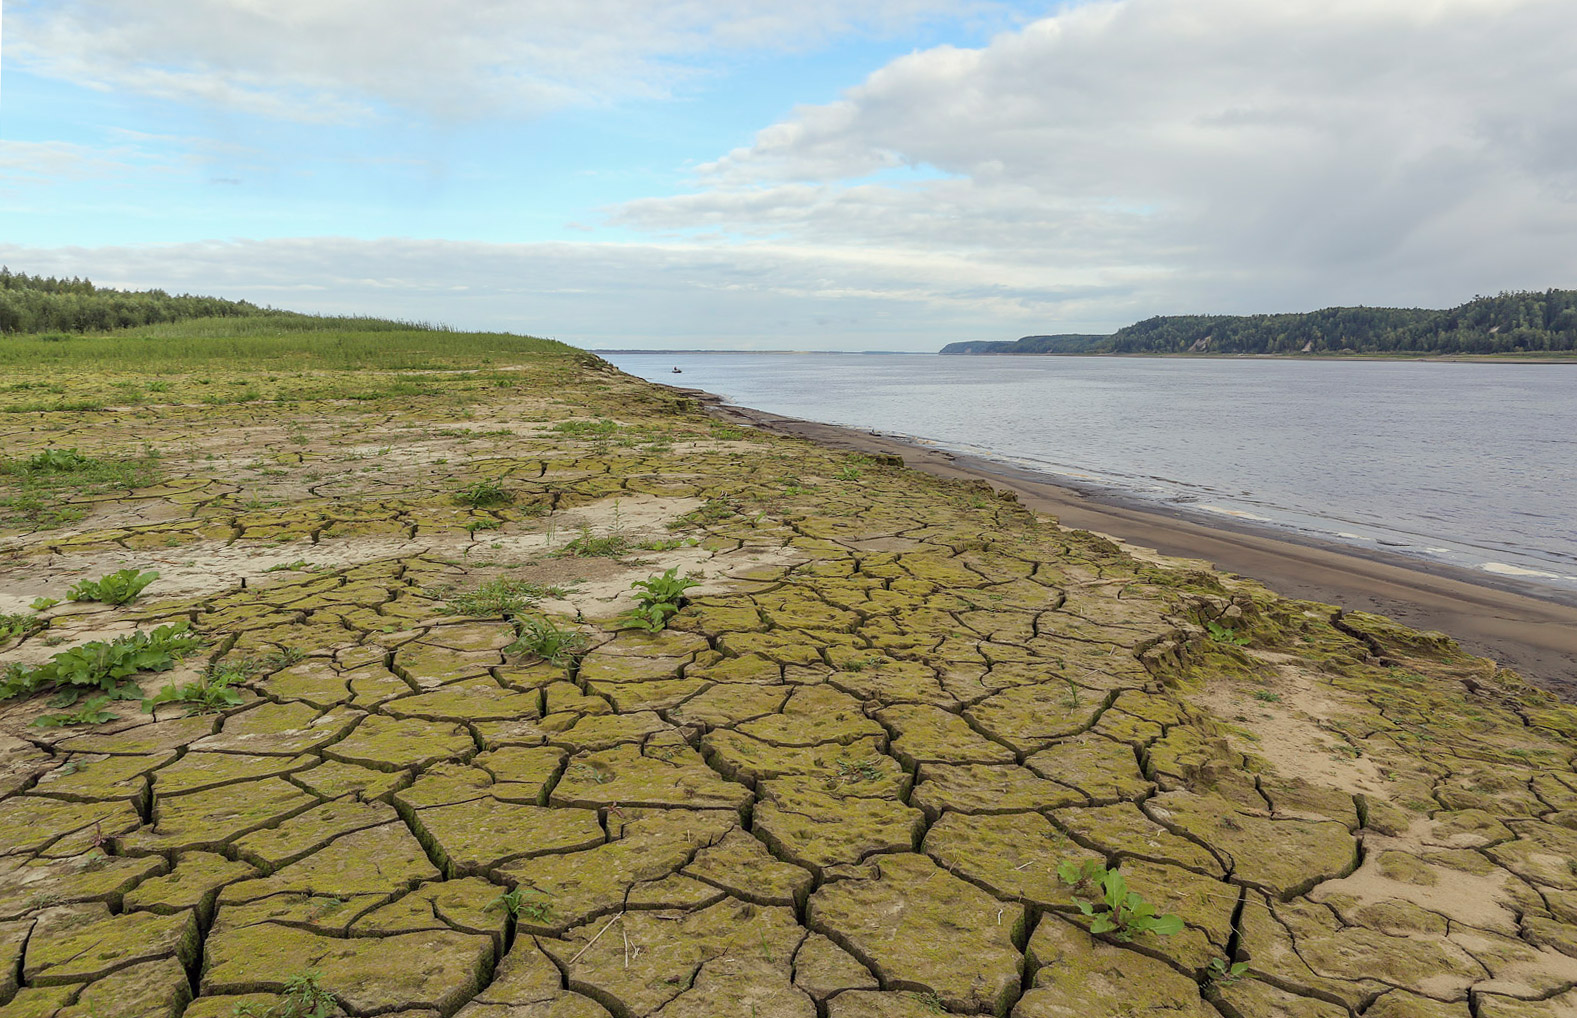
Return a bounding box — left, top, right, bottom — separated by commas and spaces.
1205, 621, 1251, 646
454, 478, 513, 507
0, 612, 46, 644
440, 578, 542, 617
67, 568, 160, 605
1206, 956, 1250, 985
0, 447, 162, 529
491, 886, 554, 924
1056, 860, 1184, 941
619, 568, 698, 632
508, 616, 588, 667
143, 660, 249, 716
232, 970, 338, 1017
1, 623, 205, 723
32, 696, 120, 729
557, 525, 630, 559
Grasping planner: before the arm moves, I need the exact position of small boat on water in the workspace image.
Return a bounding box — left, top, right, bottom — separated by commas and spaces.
672, 367, 682, 374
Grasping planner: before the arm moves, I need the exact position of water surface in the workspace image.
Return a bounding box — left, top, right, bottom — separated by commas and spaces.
607, 353, 1577, 597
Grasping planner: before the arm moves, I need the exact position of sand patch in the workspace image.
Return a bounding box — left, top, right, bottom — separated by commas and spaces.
1191, 659, 1389, 799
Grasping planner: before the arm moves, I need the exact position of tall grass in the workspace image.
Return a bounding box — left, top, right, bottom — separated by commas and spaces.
0, 313, 591, 372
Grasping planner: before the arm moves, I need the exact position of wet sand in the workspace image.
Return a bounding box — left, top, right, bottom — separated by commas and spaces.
692, 392, 1577, 697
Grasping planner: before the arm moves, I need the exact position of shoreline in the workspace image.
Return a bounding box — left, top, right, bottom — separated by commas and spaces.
677, 387, 1577, 696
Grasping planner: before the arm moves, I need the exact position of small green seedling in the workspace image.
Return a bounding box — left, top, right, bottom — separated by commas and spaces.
33, 695, 118, 729
232, 969, 338, 1017
1205, 621, 1251, 646
30, 597, 60, 611
67, 568, 160, 605
1206, 956, 1250, 985
491, 886, 555, 924
143, 661, 249, 716
508, 616, 588, 667
619, 568, 698, 632
1057, 859, 1184, 941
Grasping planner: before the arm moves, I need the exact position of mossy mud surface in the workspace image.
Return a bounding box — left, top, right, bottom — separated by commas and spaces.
3, 344, 1577, 1017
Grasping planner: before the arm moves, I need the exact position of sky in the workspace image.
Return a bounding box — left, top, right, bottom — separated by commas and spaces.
3, 0, 1575, 351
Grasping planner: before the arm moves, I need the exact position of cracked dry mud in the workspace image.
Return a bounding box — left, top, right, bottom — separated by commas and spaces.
4, 356, 1577, 1018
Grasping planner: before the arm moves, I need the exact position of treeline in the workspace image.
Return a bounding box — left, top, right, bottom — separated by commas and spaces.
0, 268, 269, 334
940, 334, 1107, 355
942, 290, 1577, 356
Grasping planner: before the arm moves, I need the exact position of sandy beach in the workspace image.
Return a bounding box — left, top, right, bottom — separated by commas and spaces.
695, 391, 1577, 697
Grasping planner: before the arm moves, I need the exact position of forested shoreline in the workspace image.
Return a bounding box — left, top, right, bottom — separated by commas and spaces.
0, 269, 267, 334
942, 289, 1577, 356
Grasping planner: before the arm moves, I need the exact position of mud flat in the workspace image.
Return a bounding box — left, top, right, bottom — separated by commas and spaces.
703, 396, 1577, 699
2, 334, 1577, 1018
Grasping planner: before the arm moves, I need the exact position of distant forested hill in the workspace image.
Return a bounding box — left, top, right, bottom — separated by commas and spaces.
941, 290, 1577, 356
0, 269, 267, 334
940, 334, 1108, 354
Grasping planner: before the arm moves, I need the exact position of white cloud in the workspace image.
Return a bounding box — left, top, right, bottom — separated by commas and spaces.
0, 139, 176, 185
6, 0, 984, 123
616, 0, 1577, 317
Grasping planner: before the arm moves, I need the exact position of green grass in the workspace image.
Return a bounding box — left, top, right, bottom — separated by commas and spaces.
439, 578, 544, 617
0, 447, 163, 529
0, 314, 590, 372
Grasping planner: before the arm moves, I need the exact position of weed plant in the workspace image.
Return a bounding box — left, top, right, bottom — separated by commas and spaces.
0, 448, 162, 529
232, 970, 338, 1018
1056, 860, 1184, 941
1205, 621, 1251, 646
507, 616, 588, 667
454, 479, 512, 507
440, 578, 543, 618
620, 568, 698, 632
0, 613, 46, 644
558, 525, 630, 559
490, 886, 554, 924
1, 623, 204, 723
32, 696, 120, 728
143, 661, 249, 716
67, 568, 160, 605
